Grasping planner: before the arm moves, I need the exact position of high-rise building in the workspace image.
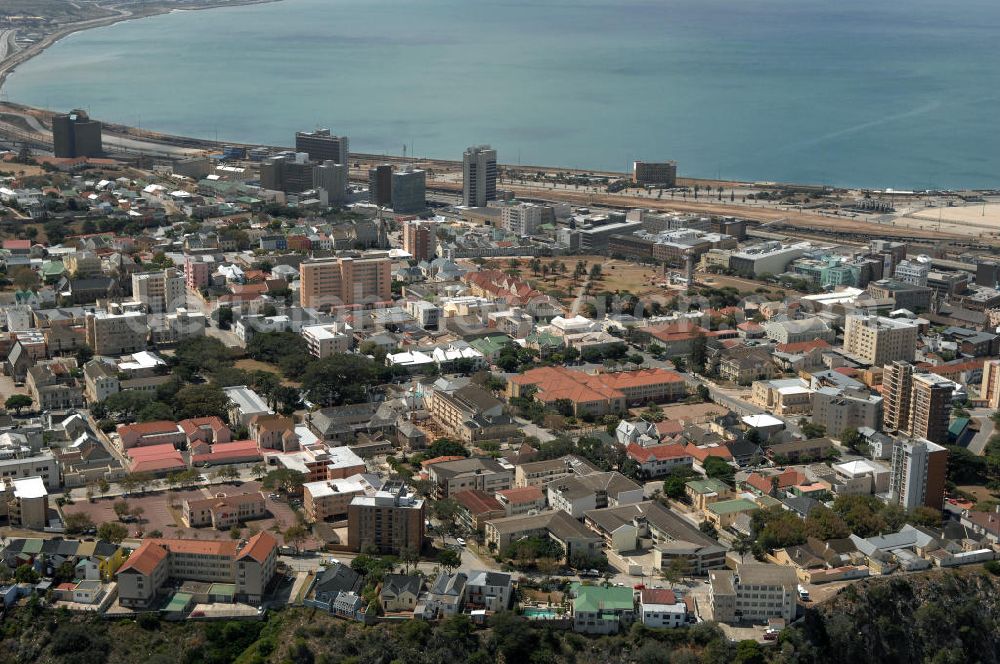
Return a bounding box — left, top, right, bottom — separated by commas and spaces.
843, 314, 918, 366
889, 438, 948, 510
260, 153, 315, 193
909, 373, 953, 445
882, 362, 953, 445
403, 221, 433, 262
299, 255, 392, 309
368, 164, 393, 206
632, 161, 678, 187
501, 203, 545, 236
52, 109, 103, 158
132, 268, 185, 313
295, 129, 349, 164
981, 359, 1000, 410
314, 160, 349, 205
893, 258, 930, 287
347, 480, 425, 555
882, 361, 914, 433
391, 168, 426, 214
462, 145, 497, 207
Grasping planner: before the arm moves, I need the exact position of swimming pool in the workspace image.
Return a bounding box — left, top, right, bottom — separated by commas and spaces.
523, 608, 562, 619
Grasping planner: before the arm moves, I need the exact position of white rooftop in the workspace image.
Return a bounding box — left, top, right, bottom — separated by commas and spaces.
742, 414, 784, 428
326, 445, 365, 470
12, 476, 47, 499
303, 474, 370, 498
118, 350, 166, 371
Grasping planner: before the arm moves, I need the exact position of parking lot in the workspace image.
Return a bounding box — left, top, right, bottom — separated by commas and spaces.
60, 480, 313, 546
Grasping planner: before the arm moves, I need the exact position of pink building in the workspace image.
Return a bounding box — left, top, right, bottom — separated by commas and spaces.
185, 256, 212, 290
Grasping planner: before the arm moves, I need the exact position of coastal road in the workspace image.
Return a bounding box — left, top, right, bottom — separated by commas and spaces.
0, 30, 17, 63
0, 105, 204, 157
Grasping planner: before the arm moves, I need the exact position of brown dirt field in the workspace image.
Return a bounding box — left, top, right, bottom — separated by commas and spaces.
957, 485, 1000, 504
487, 256, 682, 305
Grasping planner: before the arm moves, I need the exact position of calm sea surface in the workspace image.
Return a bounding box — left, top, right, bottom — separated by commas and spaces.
5, 0, 1000, 188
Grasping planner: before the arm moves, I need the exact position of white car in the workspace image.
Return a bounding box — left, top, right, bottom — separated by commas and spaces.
455, 537, 466, 547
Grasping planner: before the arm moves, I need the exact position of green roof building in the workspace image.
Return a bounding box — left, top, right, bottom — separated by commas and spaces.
571, 584, 635, 634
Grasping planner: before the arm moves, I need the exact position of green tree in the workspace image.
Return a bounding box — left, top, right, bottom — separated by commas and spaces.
64, 512, 95, 535
97, 521, 129, 543
172, 383, 231, 420
4, 394, 32, 414
300, 353, 379, 407
840, 427, 867, 453
113, 500, 131, 520
424, 438, 469, 459
438, 548, 461, 573
262, 468, 306, 494
704, 456, 735, 483
804, 505, 850, 540
217, 305, 234, 330
284, 524, 309, 553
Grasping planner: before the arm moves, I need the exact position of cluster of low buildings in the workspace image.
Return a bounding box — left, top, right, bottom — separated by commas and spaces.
5, 120, 1000, 634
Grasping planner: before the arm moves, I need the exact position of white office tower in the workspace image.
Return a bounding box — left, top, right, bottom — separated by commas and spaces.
463, 145, 497, 207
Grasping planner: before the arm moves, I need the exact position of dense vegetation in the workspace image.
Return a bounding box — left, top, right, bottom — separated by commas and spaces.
2, 568, 998, 664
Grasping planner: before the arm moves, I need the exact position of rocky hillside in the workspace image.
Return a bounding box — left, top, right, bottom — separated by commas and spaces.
1, 569, 999, 664
776, 567, 1000, 664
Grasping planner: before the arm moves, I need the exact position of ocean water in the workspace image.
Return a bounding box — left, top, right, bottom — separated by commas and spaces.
5, 0, 1000, 189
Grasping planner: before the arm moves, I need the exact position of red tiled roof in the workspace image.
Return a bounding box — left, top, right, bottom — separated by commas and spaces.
117, 421, 179, 437
117, 540, 168, 576
640, 588, 678, 605
655, 420, 683, 436
156, 539, 239, 557
191, 440, 261, 465
237, 530, 278, 563
929, 358, 987, 376
3, 240, 30, 250
684, 444, 733, 462
775, 339, 831, 354
746, 469, 806, 494
511, 366, 684, 406
178, 416, 228, 436
420, 455, 464, 468
127, 443, 185, 473
495, 485, 545, 504
627, 443, 691, 463
453, 489, 504, 515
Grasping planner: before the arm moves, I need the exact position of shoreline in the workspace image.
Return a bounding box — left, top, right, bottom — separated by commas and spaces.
0, 4, 995, 195
0, 0, 285, 89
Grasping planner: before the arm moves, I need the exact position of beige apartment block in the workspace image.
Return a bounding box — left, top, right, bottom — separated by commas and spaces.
85, 310, 148, 356
299, 255, 391, 308
843, 314, 917, 366
132, 268, 185, 313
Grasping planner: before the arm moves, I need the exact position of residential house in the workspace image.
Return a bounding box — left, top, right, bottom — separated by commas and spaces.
465, 570, 513, 611
572, 584, 635, 634
380, 574, 422, 613
625, 443, 693, 479
639, 588, 688, 628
